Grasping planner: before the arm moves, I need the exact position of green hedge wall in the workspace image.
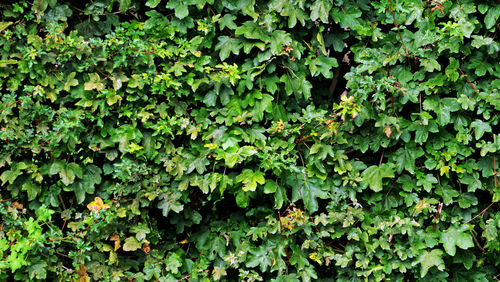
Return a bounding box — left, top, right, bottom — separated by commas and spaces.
0, 0, 499, 280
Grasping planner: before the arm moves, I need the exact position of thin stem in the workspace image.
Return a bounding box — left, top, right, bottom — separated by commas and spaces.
388, 0, 410, 57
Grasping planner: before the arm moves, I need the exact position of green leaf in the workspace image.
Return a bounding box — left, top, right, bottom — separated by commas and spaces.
458, 193, 478, 208
49, 160, 65, 175
440, 226, 474, 256
28, 262, 47, 280
84, 73, 104, 91
252, 94, 274, 122
158, 192, 184, 217
264, 180, 278, 193
361, 164, 395, 192
393, 144, 424, 174
235, 21, 270, 42
1, 170, 18, 185
422, 97, 461, 125
445, 58, 460, 82
269, 30, 292, 55
119, 0, 131, 12
130, 223, 151, 241
310, 0, 332, 23
165, 253, 182, 274
274, 183, 288, 209
470, 120, 492, 140
22, 182, 41, 201
235, 191, 250, 208
0, 22, 13, 32
145, 0, 161, 8
420, 58, 441, 72
216, 36, 241, 61
287, 174, 329, 213
236, 169, 265, 192
484, 5, 500, 29
64, 72, 79, 91
246, 245, 272, 272
417, 174, 438, 192
123, 236, 142, 251
166, 0, 190, 19
219, 14, 237, 30
414, 249, 445, 278
59, 166, 75, 186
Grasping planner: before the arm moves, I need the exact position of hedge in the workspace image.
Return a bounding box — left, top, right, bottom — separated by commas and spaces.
0, 0, 499, 281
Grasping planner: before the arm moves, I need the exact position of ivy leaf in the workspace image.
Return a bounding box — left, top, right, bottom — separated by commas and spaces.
119, 0, 131, 12
420, 58, 441, 72
445, 58, 460, 81
413, 249, 445, 278
22, 182, 41, 201
110, 73, 129, 90
252, 94, 274, 122
484, 5, 500, 29
1, 170, 18, 185
393, 143, 424, 174
145, 0, 161, 8
212, 266, 227, 281
166, 0, 190, 19
440, 226, 474, 256
417, 174, 438, 192
60, 166, 75, 186
361, 164, 395, 192
269, 30, 292, 55
216, 36, 241, 61
64, 72, 79, 91
219, 14, 237, 30
123, 236, 142, 251
310, 0, 332, 23
422, 97, 460, 125
130, 223, 151, 241
236, 169, 265, 192
246, 245, 272, 272
470, 120, 492, 140
165, 253, 182, 274
158, 191, 184, 217
287, 174, 329, 213
58, 163, 82, 186
235, 21, 270, 42
84, 73, 104, 91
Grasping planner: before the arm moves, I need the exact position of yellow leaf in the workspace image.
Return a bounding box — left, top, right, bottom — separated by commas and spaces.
440, 166, 450, 178
87, 197, 110, 214
110, 234, 120, 251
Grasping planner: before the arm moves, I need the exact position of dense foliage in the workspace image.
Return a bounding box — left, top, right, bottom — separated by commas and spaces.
0, 0, 499, 280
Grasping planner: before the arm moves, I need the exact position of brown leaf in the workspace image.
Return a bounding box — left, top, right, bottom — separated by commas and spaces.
384, 126, 392, 138
142, 243, 150, 254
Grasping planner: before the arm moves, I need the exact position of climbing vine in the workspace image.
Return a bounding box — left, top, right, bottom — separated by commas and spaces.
0, 0, 499, 280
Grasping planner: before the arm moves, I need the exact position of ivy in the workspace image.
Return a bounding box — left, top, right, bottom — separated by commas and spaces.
0, 0, 499, 280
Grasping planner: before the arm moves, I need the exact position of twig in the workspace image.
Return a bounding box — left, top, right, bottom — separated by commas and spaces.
387, 0, 410, 57
278, 211, 291, 265
379, 151, 385, 166
494, 155, 497, 189
329, 67, 341, 95
469, 230, 486, 254
464, 202, 496, 224
458, 68, 479, 93
58, 194, 66, 210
